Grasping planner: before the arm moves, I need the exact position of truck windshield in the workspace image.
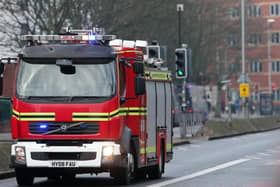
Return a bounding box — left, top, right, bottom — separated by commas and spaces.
16, 60, 116, 101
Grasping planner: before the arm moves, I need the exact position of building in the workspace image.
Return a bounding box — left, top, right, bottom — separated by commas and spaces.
224, 0, 280, 112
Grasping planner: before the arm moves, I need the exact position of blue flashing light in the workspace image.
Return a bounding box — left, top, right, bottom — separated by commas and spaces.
88, 35, 96, 41
80, 124, 88, 129
39, 123, 48, 129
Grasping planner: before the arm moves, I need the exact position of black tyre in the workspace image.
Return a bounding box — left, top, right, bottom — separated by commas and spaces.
47, 176, 61, 181
135, 169, 147, 179
61, 174, 75, 183
15, 168, 34, 186
148, 146, 164, 179
115, 152, 135, 185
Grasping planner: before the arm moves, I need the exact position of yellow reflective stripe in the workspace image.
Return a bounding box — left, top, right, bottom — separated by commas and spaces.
19, 118, 55, 121
73, 112, 109, 116
12, 115, 19, 120
129, 107, 146, 111
12, 109, 19, 115
146, 146, 156, 153
73, 118, 110, 121
20, 112, 55, 116
12, 110, 55, 116
109, 109, 120, 116
140, 146, 156, 154
141, 145, 172, 154
120, 107, 129, 111
128, 112, 147, 116
167, 144, 172, 151
73, 107, 147, 120
12, 109, 56, 121
118, 112, 127, 116
140, 148, 145, 154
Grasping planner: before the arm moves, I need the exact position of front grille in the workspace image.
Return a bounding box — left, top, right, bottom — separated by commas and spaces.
29, 122, 100, 135
31, 152, 96, 161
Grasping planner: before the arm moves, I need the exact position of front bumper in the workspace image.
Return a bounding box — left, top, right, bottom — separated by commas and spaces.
11, 141, 122, 170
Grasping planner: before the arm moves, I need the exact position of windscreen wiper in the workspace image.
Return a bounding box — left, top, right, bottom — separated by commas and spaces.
23, 96, 69, 101
69, 96, 110, 102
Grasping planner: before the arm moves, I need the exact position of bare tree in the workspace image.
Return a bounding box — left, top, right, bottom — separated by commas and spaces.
0, 0, 110, 52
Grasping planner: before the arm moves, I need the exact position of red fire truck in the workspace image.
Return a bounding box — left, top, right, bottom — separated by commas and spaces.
6, 29, 173, 185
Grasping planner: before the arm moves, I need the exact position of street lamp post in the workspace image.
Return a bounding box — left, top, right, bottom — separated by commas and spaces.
241, 0, 247, 118
267, 18, 275, 94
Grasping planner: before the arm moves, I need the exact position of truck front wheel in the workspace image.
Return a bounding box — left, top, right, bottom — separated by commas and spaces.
114, 152, 135, 185
15, 168, 34, 186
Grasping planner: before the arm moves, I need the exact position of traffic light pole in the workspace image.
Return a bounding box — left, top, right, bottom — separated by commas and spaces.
177, 4, 183, 47
180, 78, 187, 138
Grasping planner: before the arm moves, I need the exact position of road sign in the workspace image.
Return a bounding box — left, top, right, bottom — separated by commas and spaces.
240, 83, 250, 97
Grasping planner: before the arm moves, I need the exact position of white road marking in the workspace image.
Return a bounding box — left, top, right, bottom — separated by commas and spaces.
244, 155, 261, 160
146, 158, 250, 187
258, 152, 271, 156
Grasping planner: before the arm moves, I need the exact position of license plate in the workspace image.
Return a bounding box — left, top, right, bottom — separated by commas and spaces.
50, 161, 77, 168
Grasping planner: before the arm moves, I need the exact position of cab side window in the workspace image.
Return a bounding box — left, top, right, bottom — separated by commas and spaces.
119, 63, 126, 96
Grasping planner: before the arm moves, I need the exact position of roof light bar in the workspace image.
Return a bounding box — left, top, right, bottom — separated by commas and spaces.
123, 40, 135, 48
135, 40, 148, 48
20, 34, 116, 41
0, 57, 17, 64
109, 39, 123, 47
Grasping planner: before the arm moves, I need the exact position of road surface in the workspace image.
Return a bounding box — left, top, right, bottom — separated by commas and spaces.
1, 129, 280, 187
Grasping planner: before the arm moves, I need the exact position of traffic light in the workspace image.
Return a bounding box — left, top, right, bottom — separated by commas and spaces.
175, 48, 188, 79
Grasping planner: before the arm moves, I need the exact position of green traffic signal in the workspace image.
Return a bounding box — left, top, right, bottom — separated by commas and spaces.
177, 70, 185, 76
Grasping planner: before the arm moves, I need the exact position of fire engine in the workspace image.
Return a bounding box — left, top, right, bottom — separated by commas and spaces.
4, 28, 173, 185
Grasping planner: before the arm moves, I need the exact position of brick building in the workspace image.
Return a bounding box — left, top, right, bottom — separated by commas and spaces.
224, 0, 280, 111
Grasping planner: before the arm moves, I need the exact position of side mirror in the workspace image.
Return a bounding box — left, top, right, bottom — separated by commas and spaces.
119, 57, 132, 67
133, 61, 144, 74
135, 76, 146, 95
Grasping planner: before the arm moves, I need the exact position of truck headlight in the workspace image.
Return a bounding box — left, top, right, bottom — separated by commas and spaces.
103, 146, 114, 157
15, 146, 26, 162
